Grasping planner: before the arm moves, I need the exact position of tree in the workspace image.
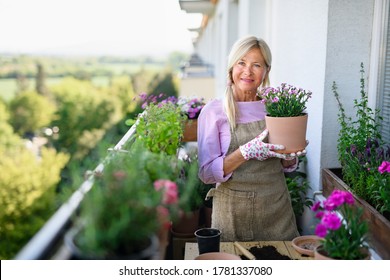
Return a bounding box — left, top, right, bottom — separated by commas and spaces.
35, 63, 48, 97
9, 91, 56, 138
49, 77, 122, 159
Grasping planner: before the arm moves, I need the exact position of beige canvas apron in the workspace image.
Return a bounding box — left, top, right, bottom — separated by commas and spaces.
206, 120, 299, 242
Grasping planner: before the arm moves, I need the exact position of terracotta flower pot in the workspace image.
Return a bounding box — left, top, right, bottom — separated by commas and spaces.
265, 114, 308, 154
171, 209, 200, 238
182, 119, 198, 142
314, 245, 371, 260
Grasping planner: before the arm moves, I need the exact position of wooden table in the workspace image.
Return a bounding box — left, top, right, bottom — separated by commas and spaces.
184, 241, 313, 260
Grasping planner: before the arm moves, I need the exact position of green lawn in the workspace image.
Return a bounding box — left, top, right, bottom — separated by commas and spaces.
0, 76, 114, 101
0, 78, 17, 101
0, 62, 166, 102
0, 78, 65, 101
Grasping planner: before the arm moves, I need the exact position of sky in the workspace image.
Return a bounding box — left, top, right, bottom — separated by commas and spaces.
0, 0, 201, 57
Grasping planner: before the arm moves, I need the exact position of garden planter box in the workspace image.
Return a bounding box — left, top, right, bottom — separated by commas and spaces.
322, 168, 390, 259
182, 119, 198, 142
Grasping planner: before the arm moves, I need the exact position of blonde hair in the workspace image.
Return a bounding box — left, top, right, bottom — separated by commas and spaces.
223, 35, 272, 130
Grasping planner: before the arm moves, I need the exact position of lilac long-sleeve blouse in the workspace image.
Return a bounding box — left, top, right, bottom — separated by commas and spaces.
197, 99, 267, 184
197, 99, 297, 184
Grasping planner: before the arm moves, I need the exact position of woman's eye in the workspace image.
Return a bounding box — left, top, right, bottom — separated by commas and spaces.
254, 64, 262, 68
238, 61, 245, 66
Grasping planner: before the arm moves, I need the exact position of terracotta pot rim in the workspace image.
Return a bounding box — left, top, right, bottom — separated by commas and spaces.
265, 113, 308, 119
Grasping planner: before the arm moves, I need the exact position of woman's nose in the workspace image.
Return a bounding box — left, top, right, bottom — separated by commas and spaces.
243, 65, 252, 74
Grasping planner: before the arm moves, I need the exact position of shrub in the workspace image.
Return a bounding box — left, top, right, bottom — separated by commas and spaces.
9, 91, 56, 137
0, 144, 69, 259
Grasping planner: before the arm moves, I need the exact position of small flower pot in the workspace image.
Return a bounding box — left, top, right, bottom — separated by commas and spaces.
194, 228, 221, 254
265, 114, 308, 154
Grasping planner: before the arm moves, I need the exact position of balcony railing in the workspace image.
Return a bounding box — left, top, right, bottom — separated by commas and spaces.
14, 124, 138, 260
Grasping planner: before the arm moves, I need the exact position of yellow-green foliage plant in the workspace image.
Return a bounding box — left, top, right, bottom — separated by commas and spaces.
0, 128, 69, 259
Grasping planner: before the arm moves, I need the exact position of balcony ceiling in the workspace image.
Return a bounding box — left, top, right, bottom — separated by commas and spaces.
179, 0, 215, 15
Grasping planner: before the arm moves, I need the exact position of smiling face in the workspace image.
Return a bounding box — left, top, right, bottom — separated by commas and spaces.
231, 47, 269, 101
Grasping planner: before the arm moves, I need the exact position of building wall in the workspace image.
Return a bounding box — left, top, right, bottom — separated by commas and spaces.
322, 0, 375, 172
179, 77, 215, 101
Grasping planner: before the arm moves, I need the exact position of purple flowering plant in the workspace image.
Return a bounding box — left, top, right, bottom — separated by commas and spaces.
136, 93, 205, 119
333, 63, 390, 215
312, 190, 369, 259
259, 83, 312, 117
176, 96, 206, 119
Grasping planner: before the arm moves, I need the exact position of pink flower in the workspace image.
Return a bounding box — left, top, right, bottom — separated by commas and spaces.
321, 212, 342, 231
315, 211, 324, 219
154, 179, 178, 205
112, 170, 127, 181
311, 201, 321, 212
323, 190, 354, 210
324, 190, 345, 210
342, 191, 355, 205
315, 223, 328, 238
378, 161, 390, 174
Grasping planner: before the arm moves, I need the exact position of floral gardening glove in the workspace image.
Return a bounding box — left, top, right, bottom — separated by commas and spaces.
239, 129, 288, 161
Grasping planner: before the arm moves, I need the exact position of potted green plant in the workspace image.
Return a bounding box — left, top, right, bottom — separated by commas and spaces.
65, 144, 181, 259
171, 151, 204, 237
258, 83, 312, 153
176, 96, 206, 142
134, 100, 186, 155
131, 93, 206, 143
311, 190, 369, 260
323, 63, 390, 259
284, 161, 313, 233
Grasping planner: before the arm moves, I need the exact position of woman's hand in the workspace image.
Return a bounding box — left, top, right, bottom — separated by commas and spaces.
281, 141, 309, 170
239, 129, 288, 161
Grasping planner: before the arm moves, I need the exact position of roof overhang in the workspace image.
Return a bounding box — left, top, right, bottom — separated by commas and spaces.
179, 0, 215, 16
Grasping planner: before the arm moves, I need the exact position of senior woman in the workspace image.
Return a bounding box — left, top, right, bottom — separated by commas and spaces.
197, 35, 305, 242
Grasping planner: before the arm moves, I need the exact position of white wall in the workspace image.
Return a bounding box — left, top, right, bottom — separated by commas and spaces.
265, 0, 329, 191
322, 0, 375, 172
